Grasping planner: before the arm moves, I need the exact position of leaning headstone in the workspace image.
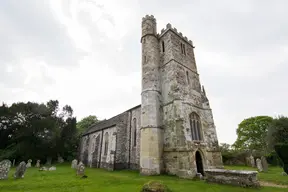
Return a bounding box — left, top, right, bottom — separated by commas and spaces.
35, 160, 40, 168
76, 162, 85, 176
256, 158, 263, 172
14, 161, 27, 179
71, 159, 78, 169
26, 159, 32, 168
0, 159, 11, 180
58, 156, 64, 163
282, 172, 287, 176
261, 156, 268, 172
250, 155, 255, 167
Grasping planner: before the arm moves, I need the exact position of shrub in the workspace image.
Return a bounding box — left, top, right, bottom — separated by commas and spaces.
274, 144, 288, 174
141, 181, 172, 192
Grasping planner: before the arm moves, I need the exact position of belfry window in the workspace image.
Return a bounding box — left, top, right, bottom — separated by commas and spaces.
133, 118, 137, 147
190, 112, 203, 141
104, 132, 109, 155
181, 42, 186, 55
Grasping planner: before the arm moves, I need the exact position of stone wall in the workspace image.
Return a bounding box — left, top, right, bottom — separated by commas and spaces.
128, 107, 141, 170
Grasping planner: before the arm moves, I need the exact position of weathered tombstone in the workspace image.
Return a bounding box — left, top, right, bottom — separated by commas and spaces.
14, 161, 27, 179
256, 158, 263, 172
57, 156, 64, 163
49, 166, 56, 171
282, 172, 287, 176
0, 159, 11, 180
71, 159, 78, 169
35, 160, 40, 168
250, 155, 255, 167
39, 166, 48, 171
261, 156, 268, 172
46, 157, 52, 165
76, 162, 85, 176
26, 159, 32, 168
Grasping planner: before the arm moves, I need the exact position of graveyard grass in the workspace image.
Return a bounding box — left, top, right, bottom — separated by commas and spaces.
0, 164, 287, 192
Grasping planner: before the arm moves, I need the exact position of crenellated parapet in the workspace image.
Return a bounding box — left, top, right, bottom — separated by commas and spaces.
159, 23, 195, 48
142, 15, 156, 23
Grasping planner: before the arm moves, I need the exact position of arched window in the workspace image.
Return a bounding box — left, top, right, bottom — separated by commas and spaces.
190, 112, 202, 141
133, 118, 137, 147
104, 132, 109, 156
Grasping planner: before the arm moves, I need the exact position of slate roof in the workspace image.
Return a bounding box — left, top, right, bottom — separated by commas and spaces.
82, 104, 141, 136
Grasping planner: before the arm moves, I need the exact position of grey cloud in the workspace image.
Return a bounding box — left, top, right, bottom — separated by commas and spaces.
0, 1, 82, 68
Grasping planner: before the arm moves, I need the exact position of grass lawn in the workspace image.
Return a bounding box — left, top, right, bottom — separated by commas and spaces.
225, 165, 288, 186
0, 164, 287, 192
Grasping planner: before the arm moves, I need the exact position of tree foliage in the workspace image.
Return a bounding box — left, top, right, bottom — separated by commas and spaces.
76, 115, 99, 135
0, 100, 79, 163
267, 116, 288, 173
232, 116, 273, 153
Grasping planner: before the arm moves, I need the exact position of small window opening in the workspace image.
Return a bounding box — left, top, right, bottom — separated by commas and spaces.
133, 118, 137, 147
186, 71, 190, 84
162, 41, 165, 52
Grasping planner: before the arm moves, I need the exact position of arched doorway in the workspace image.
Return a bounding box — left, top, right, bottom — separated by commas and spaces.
195, 151, 204, 175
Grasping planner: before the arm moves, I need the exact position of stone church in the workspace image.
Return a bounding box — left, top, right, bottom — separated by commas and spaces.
79, 15, 223, 179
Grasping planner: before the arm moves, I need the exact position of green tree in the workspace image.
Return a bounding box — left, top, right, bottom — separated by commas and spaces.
267, 115, 288, 173
76, 115, 99, 134
232, 116, 273, 153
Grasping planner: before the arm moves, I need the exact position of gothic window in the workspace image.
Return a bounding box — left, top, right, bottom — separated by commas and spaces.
104, 132, 109, 156
190, 112, 203, 141
133, 118, 137, 147
162, 41, 165, 52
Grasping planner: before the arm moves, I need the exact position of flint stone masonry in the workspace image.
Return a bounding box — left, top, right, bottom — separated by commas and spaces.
205, 169, 260, 188
0, 159, 11, 180
79, 14, 223, 179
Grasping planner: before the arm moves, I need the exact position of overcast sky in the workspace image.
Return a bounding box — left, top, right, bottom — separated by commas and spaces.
0, 0, 287, 144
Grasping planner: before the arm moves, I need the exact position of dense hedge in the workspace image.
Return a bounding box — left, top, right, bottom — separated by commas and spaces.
275, 144, 288, 174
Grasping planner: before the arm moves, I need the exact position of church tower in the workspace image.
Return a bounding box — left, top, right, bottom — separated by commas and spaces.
139, 15, 163, 175
140, 15, 223, 178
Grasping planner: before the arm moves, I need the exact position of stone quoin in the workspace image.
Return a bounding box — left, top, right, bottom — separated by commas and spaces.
79, 15, 223, 179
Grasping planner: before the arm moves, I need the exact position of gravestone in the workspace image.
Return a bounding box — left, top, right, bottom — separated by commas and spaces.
77, 162, 85, 176
14, 161, 27, 179
256, 158, 263, 172
261, 156, 268, 172
58, 156, 64, 163
71, 159, 78, 169
46, 157, 52, 165
49, 166, 56, 171
26, 159, 32, 168
0, 159, 11, 180
250, 155, 255, 167
35, 160, 40, 168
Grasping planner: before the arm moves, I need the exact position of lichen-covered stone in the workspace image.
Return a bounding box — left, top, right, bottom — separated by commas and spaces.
78, 15, 223, 179
0, 159, 11, 180
205, 169, 260, 188
141, 181, 172, 192
14, 161, 27, 179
